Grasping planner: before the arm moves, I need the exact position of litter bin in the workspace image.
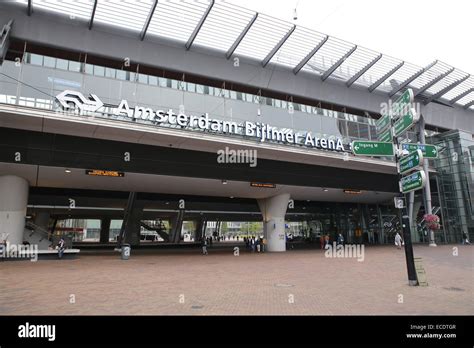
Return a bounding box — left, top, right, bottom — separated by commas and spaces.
121, 244, 131, 260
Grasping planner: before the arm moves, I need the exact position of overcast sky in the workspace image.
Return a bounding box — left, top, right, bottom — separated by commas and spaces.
226, 0, 473, 74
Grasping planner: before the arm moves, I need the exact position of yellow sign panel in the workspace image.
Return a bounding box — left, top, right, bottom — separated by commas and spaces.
250, 182, 276, 188
85, 170, 124, 177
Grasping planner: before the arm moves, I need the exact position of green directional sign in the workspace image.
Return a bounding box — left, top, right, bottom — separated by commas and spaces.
378, 127, 392, 142
351, 140, 394, 156
400, 170, 426, 193
392, 88, 414, 117
401, 143, 438, 159
394, 108, 418, 137
376, 113, 391, 132
399, 150, 423, 175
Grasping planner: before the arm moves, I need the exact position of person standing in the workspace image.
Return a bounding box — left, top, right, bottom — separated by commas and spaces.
394, 232, 403, 250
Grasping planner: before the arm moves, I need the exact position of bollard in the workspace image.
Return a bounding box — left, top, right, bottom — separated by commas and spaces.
121, 244, 131, 260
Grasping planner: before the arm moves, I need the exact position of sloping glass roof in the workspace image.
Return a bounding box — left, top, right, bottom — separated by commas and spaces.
13, 0, 474, 111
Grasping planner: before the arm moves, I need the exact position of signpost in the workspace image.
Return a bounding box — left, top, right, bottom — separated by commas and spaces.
399, 150, 423, 175
401, 143, 438, 159
392, 89, 414, 117
399, 170, 426, 194
376, 112, 391, 132
393, 108, 418, 137
377, 128, 392, 142
351, 141, 394, 156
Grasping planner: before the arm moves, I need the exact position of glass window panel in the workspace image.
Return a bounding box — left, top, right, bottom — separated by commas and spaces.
158, 77, 167, 87
85, 64, 93, 75
358, 123, 370, 139
94, 65, 105, 77
56, 58, 68, 70
347, 121, 359, 138
187, 82, 196, 93
149, 76, 158, 86
68, 61, 81, 72
116, 70, 126, 80
30, 54, 43, 66
43, 56, 56, 68
138, 74, 148, 84
105, 68, 116, 79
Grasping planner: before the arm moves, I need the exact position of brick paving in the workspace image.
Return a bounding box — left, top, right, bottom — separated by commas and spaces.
0, 244, 472, 315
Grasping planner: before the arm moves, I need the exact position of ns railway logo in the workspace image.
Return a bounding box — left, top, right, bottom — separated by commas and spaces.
55, 90, 346, 152
56, 90, 103, 113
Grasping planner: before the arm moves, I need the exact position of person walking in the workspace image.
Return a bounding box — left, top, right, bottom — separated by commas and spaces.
256, 238, 261, 253
462, 232, 471, 245
201, 238, 208, 255
57, 237, 66, 259
336, 233, 344, 246
324, 234, 330, 250
394, 232, 403, 250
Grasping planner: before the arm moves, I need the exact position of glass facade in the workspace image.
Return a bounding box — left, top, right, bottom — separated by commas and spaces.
431, 130, 474, 243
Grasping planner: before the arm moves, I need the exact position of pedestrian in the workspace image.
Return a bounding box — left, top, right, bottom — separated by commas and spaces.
57, 237, 65, 259
251, 238, 255, 252
336, 233, 344, 246
462, 232, 471, 245
320, 234, 325, 250
324, 234, 330, 250
394, 232, 403, 249
201, 238, 208, 255
256, 238, 261, 252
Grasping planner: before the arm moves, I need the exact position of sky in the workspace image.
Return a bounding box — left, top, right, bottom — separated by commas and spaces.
226, 0, 473, 74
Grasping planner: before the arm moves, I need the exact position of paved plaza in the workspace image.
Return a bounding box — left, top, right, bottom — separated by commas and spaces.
0, 244, 472, 315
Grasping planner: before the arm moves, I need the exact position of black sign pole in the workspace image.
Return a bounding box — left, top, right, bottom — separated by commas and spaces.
392, 114, 418, 286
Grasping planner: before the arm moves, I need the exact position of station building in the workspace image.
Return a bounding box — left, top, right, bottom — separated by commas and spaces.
0, 0, 472, 252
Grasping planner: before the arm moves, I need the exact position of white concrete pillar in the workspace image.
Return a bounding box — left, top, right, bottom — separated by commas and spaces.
0, 175, 29, 245
258, 193, 290, 252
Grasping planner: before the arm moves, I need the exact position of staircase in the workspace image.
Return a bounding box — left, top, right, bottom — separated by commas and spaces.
140, 220, 170, 242
24, 220, 52, 250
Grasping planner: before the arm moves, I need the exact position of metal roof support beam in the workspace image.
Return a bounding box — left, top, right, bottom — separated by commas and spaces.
464, 100, 474, 109
89, 0, 98, 30
449, 87, 474, 105
226, 13, 258, 59
261, 24, 296, 68
27, 0, 33, 16
321, 45, 357, 81
293, 35, 328, 74
389, 60, 437, 97
368, 61, 404, 92
414, 67, 455, 97
185, 0, 215, 50
346, 53, 382, 87
140, 0, 158, 40
423, 74, 470, 105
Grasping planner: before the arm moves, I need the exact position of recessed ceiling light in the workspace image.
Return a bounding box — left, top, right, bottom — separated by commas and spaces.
230, 196, 234, 199
65, 169, 71, 173
323, 188, 329, 192
222, 179, 228, 185
165, 202, 169, 205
